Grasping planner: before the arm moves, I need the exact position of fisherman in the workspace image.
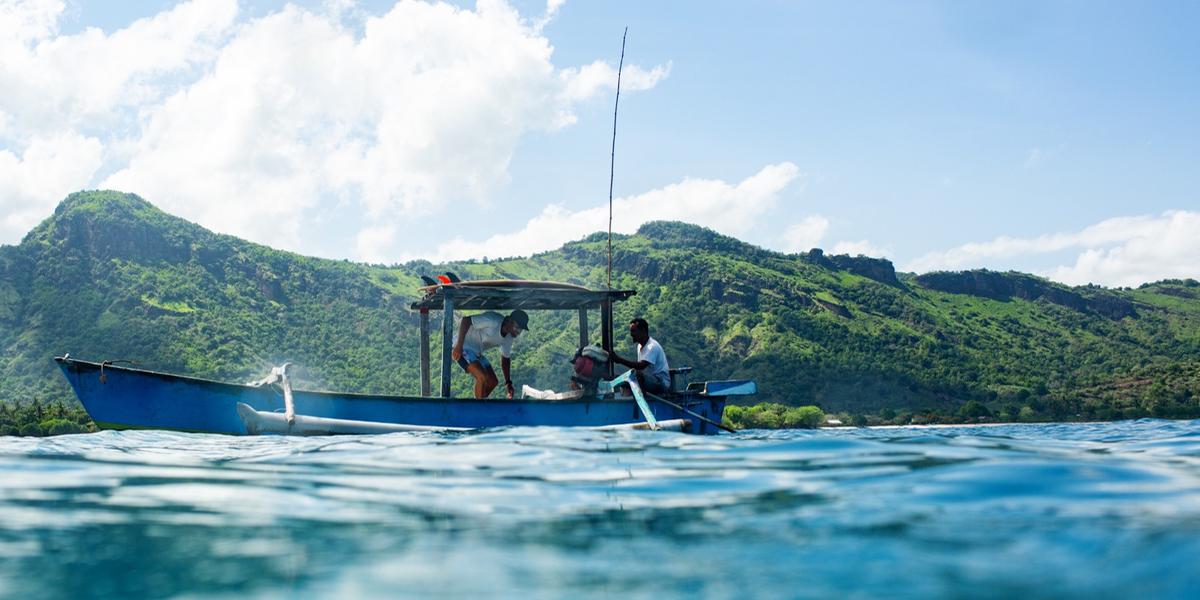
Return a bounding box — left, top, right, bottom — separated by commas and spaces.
607, 318, 671, 394
451, 309, 529, 399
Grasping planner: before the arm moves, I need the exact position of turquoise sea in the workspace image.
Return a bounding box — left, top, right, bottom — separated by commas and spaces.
2, 420, 1199, 599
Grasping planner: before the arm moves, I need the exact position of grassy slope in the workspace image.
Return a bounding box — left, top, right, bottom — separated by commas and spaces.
1, 191, 1198, 421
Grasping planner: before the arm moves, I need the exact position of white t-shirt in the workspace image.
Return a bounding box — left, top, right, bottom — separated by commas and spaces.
463, 311, 514, 358
637, 337, 670, 388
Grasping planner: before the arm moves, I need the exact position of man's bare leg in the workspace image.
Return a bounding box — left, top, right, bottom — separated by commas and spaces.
481, 366, 499, 397
464, 362, 500, 398
465, 362, 490, 398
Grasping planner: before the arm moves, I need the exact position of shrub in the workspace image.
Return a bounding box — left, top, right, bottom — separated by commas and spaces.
999, 404, 1021, 421
959, 400, 992, 419
722, 405, 745, 428
725, 403, 824, 429
784, 406, 824, 429
41, 419, 87, 436
754, 409, 782, 429
19, 422, 44, 437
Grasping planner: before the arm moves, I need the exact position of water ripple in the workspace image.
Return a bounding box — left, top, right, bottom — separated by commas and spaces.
1, 421, 1199, 598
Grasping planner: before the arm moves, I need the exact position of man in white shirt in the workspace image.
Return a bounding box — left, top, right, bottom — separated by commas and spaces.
608, 318, 671, 394
451, 310, 529, 398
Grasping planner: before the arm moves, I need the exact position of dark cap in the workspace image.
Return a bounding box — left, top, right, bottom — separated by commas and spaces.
509, 309, 530, 331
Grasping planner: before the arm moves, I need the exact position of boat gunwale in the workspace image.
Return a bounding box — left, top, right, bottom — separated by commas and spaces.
55, 356, 697, 405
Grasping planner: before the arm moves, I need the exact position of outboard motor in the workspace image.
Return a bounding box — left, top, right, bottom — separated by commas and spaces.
570, 344, 609, 392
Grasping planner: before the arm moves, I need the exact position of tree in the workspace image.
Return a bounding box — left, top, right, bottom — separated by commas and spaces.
959, 400, 991, 419
784, 406, 825, 429
42, 419, 86, 435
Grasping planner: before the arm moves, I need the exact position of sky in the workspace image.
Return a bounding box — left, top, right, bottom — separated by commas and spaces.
1, 0, 1197, 287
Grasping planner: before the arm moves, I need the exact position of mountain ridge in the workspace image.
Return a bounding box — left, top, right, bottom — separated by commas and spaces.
2, 190, 1198, 423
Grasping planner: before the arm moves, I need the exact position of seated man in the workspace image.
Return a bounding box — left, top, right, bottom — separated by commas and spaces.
607, 318, 671, 395
451, 309, 529, 399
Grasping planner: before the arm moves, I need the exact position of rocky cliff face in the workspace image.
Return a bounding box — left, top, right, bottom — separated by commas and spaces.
24, 191, 196, 265
828, 254, 901, 287
914, 270, 1136, 319
803, 249, 901, 287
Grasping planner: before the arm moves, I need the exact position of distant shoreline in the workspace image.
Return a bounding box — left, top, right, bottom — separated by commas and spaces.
827, 418, 1177, 430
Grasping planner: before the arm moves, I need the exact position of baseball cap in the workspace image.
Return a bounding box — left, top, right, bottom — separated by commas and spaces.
510, 309, 530, 331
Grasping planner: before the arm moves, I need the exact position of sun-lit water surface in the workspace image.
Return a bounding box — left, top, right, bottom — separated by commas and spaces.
2, 420, 1199, 599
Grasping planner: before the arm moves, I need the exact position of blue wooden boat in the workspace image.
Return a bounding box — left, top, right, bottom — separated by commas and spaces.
56, 280, 756, 435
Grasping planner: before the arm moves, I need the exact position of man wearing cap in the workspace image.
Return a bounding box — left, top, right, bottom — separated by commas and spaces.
450, 309, 529, 399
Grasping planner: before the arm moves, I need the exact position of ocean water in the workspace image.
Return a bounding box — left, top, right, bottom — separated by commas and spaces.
1, 420, 1199, 599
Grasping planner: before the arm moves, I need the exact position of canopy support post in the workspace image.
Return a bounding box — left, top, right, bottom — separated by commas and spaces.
441, 293, 455, 398
601, 300, 614, 378
420, 308, 431, 397
578, 308, 589, 349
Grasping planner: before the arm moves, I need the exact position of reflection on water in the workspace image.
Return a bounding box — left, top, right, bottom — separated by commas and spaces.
2, 420, 1199, 599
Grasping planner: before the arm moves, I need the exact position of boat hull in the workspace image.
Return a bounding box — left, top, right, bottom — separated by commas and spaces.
55, 357, 729, 435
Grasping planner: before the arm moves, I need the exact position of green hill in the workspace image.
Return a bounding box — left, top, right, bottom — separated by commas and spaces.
2, 190, 1199, 424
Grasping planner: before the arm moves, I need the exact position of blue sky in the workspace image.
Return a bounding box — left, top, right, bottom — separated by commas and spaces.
2, 0, 1197, 286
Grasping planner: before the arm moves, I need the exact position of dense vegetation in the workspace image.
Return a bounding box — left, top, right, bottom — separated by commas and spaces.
724, 404, 825, 429
0, 399, 92, 436
1, 191, 1199, 434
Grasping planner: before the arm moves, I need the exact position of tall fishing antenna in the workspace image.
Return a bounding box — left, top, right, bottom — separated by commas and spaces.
607, 27, 627, 290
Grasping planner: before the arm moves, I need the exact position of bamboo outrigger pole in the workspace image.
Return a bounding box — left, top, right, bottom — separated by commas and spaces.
607, 27, 627, 290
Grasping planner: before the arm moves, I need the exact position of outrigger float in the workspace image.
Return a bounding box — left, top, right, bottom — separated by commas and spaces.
56, 279, 755, 435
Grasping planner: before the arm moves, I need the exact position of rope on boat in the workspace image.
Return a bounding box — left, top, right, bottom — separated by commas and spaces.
98, 359, 138, 384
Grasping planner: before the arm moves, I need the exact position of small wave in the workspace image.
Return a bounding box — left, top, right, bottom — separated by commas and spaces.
1, 420, 1199, 598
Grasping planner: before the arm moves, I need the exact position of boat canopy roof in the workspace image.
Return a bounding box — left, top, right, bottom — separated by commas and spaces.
410, 280, 636, 311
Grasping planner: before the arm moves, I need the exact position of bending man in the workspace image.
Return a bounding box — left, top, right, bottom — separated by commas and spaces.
451, 309, 529, 399
608, 318, 671, 395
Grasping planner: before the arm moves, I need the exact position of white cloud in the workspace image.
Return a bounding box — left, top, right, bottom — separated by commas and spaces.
0, 0, 238, 140
779, 216, 828, 252
545, 0, 567, 18
0, 0, 65, 47
531, 0, 567, 31
355, 224, 396, 264
1048, 212, 1200, 286
559, 59, 672, 104
906, 211, 1200, 287
0, 0, 668, 254
409, 162, 800, 262
778, 216, 886, 258
0, 131, 103, 239
831, 239, 888, 257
